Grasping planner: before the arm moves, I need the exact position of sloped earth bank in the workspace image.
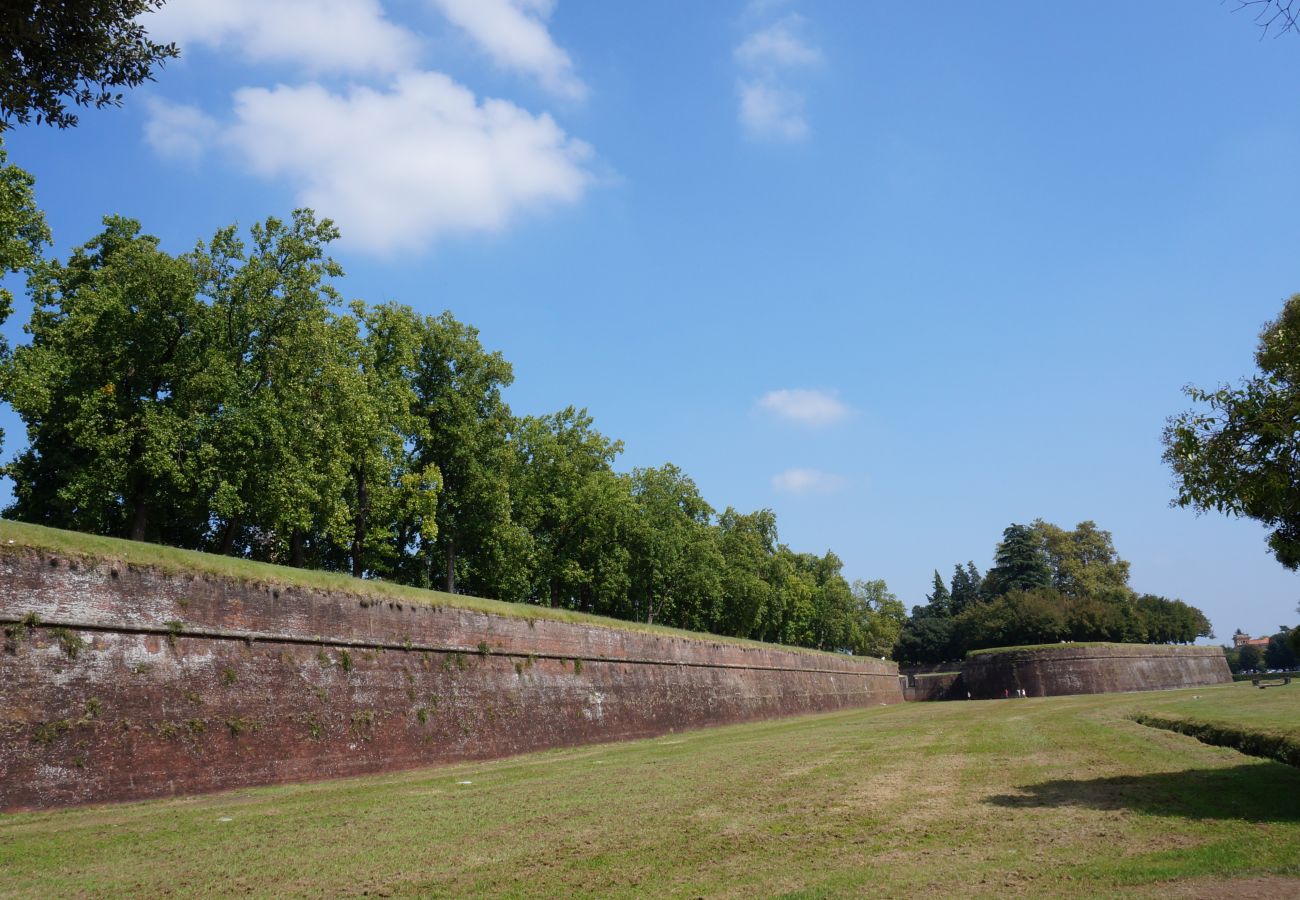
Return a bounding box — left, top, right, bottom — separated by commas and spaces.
1, 683, 1297, 897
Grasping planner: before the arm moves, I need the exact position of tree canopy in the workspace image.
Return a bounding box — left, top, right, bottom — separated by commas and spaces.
1, 1, 179, 130
1164, 295, 1300, 569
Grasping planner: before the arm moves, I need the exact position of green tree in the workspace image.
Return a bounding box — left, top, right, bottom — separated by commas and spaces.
923, 570, 951, 617
1031, 519, 1131, 600
893, 616, 957, 665
191, 210, 351, 565
0, 140, 50, 454
1, 1, 179, 130
1265, 628, 1298, 670
950, 561, 983, 614
983, 523, 1051, 597
1238, 643, 1263, 672
851, 578, 907, 657
407, 311, 519, 596
4, 216, 206, 541
714, 507, 779, 639
627, 464, 722, 627
1164, 295, 1300, 568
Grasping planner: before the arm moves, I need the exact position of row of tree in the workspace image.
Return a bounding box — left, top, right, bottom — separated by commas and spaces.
894, 521, 1214, 664
0, 146, 906, 655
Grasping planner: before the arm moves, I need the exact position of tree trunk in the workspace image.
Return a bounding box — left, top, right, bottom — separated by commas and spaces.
290, 529, 306, 568
218, 517, 241, 556
550, 578, 560, 609
351, 468, 369, 579
445, 533, 457, 594
128, 491, 149, 542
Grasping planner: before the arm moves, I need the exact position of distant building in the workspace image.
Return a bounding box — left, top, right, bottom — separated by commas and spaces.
1232, 630, 1269, 649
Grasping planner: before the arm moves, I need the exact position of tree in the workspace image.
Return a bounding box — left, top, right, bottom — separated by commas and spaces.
1238, 643, 1263, 672
1, 1, 179, 130
983, 523, 1051, 597
627, 464, 721, 627
850, 578, 907, 658
1265, 628, 1298, 670
190, 210, 352, 566
923, 570, 951, 617
1232, 0, 1299, 37
950, 561, 982, 614
4, 216, 207, 541
0, 141, 49, 455
1164, 295, 1300, 568
407, 312, 518, 596
714, 507, 779, 639
1031, 519, 1131, 600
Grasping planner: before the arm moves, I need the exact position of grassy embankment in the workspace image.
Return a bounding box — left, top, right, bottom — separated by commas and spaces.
0, 519, 834, 657
2, 682, 1298, 897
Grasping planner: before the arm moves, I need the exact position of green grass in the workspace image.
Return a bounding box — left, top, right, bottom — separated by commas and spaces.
1131, 684, 1300, 767
0, 519, 835, 658
965, 641, 1142, 658
2, 683, 1298, 897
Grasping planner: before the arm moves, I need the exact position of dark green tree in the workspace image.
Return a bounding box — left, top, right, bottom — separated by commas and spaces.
4, 216, 206, 541
924, 570, 951, 617
1, 1, 179, 130
983, 523, 1051, 597
1238, 644, 1263, 672
1164, 295, 1300, 569
627, 464, 721, 627
1265, 628, 1298, 670
949, 561, 983, 614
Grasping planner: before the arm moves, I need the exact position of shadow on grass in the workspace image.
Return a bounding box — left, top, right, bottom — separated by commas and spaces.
986, 762, 1300, 823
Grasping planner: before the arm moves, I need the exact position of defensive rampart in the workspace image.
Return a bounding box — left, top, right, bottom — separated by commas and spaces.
0, 544, 901, 811
961, 643, 1231, 700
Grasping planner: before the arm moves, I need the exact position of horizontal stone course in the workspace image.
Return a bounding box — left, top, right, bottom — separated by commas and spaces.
0, 546, 901, 810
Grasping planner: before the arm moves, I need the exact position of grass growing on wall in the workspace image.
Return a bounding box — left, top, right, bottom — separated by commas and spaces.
964, 641, 1179, 658
1, 683, 1298, 896
0, 519, 839, 658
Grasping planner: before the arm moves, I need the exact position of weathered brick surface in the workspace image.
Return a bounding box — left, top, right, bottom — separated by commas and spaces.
0, 548, 901, 810
961, 644, 1232, 699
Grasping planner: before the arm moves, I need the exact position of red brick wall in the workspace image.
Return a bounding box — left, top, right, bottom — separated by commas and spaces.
962, 643, 1232, 699
0, 548, 901, 810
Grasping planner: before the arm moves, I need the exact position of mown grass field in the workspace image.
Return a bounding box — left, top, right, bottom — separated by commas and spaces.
2, 682, 1298, 898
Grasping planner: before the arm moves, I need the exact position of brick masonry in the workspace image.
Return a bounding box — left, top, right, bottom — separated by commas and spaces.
961, 643, 1232, 699
0, 547, 902, 811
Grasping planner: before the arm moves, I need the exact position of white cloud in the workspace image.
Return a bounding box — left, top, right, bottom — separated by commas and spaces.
429, 0, 586, 100
193, 72, 594, 254
735, 16, 822, 70
734, 11, 820, 143
151, 0, 420, 76
759, 388, 850, 427
738, 81, 808, 142
143, 99, 218, 163
772, 468, 848, 495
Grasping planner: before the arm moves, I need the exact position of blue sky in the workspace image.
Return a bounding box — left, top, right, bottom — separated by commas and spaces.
3, 1, 1299, 641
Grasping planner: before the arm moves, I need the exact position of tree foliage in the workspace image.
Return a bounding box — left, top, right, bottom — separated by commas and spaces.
1, 0, 179, 130
1164, 295, 1300, 569
893, 519, 1214, 664
0, 141, 49, 454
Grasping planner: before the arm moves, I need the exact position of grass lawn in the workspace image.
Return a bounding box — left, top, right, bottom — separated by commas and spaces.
2, 683, 1298, 897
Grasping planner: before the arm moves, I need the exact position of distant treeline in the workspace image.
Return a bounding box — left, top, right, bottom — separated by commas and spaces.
0, 149, 907, 655
1224, 629, 1298, 674
894, 521, 1214, 664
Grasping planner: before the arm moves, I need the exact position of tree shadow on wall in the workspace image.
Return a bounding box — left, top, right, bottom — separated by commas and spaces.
986, 762, 1300, 823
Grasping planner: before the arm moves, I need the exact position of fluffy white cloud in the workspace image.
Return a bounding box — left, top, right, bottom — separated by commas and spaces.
735, 16, 822, 70
758, 388, 850, 427
143, 98, 218, 163
151, 0, 420, 75
771, 468, 848, 495
429, 0, 586, 100
738, 81, 808, 142
196, 72, 594, 254
734, 12, 820, 143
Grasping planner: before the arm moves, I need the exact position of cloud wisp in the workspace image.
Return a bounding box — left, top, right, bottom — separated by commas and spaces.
734, 12, 821, 142
429, 0, 586, 101
758, 388, 851, 427
143, 0, 594, 255
771, 468, 849, 495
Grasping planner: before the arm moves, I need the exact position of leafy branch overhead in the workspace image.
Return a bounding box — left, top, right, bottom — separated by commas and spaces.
0, 1, 178, 130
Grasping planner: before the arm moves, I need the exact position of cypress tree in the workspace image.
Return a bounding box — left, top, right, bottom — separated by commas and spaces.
984, 524, 1051, 597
